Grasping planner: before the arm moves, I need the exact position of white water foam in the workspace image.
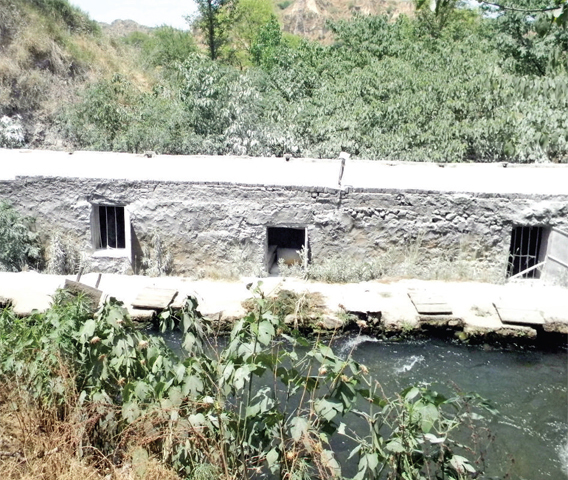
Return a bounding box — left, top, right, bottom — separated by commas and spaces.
394, 355, 425, 374
337, 335, 379, 357
558, 437, 568, 478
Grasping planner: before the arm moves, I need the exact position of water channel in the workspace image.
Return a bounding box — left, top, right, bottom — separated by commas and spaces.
338, 336, 568, 479
159, 330, 567, 479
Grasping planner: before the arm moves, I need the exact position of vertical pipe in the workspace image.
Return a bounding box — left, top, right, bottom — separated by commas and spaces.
534, 227, 542, 278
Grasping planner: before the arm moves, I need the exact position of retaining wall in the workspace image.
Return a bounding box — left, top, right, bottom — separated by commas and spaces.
1, 176, 567, 280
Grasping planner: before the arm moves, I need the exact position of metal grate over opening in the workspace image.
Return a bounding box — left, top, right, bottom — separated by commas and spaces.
98, 205, 126, 249
507, 226, 545, 279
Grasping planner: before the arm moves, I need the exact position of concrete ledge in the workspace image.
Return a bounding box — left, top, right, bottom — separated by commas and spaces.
0, 273, 566, 344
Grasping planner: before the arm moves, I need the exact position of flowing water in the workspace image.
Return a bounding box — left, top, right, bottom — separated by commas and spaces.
334, 335, 568, 479
159, 330, 567, 479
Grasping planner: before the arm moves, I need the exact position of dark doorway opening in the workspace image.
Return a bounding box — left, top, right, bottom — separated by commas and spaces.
266, 227, 307, 274
507, 226, 548, 278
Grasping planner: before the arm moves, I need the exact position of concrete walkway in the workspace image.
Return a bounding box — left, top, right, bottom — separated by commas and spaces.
1, 272, 567, 339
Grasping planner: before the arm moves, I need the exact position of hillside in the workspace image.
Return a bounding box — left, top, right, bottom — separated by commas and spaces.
0, 0, 152, 148
278, 0, 414, 40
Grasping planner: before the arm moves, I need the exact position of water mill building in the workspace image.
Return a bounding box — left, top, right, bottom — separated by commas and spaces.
1, 149, 567, 284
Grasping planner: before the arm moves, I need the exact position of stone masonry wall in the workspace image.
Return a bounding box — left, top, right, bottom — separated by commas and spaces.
1, 177, 567, 280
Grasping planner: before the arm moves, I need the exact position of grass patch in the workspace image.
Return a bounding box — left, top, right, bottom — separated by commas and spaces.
278, 236, 506, 284
242, 287, 326, 328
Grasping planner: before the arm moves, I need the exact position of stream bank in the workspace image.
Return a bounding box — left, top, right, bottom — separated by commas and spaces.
0, 272, 567, 346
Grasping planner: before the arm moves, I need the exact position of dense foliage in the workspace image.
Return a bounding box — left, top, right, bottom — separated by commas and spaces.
0, 201, 40, 272
0, 287, 495, 479
59, 1, 568, 163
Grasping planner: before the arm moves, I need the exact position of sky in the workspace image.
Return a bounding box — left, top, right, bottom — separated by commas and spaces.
70, 0, 196, 30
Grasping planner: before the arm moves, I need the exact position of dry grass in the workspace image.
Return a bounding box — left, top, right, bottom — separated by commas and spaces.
0, 0, 155, 146
278, 235, 507, 284
0, 384, 182, 480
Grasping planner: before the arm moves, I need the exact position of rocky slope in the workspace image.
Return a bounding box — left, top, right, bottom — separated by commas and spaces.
279, 0, 414, 40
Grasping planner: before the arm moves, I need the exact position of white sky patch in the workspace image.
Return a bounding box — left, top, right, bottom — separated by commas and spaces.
70, 0, 197, 29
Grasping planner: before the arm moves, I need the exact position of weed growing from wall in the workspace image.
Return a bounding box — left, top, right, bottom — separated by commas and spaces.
46, 232, 91, 275
141, 231, 173, 277
0, 115, 25, 147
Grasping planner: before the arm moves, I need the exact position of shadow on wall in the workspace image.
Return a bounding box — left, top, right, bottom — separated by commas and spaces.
131, 226, 143, 274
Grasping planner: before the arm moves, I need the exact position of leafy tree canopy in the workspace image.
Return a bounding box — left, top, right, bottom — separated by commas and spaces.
60, 4, 568, 163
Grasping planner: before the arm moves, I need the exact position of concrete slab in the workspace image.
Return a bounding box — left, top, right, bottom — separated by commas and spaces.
0, 272, 566, 338
2, 149, 568, 195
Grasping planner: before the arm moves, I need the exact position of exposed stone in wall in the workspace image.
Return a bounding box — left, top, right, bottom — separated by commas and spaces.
1, 177, 567, 281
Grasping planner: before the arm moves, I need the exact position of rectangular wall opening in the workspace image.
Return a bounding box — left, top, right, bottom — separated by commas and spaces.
93, 205, 126, 250
507, 226, 549, 279
266, 227, 307, 274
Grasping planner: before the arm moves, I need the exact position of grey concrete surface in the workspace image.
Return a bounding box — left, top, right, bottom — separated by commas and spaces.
2, 149, 568, 195
1, 272, 566, 338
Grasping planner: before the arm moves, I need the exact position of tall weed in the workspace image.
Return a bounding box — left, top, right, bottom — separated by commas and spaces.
0, 201, 40, 271
0, 285, 495, 479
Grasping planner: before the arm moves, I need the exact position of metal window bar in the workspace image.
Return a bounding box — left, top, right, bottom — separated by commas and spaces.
507, 226, 544, 279
97, 206, 125, 249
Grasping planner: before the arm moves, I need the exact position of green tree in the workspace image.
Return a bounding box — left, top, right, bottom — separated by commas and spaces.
485, 0, 568, 75
415, 0, 464, 35
193, 0, 233, 60
250, 15, 283, 67
226, 0, 275, 65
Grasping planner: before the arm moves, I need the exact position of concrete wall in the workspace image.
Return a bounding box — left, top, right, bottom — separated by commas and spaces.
1, 176, 567, 280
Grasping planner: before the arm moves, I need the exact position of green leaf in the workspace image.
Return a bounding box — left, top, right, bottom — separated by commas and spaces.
188, 413, 207, 427
168, 386, 184, 407
135, 381, 152, 401
182, 374, 204, 397
358, 452, 379, 472
122, 401, 140, 423
414, 401, 439, 433
266, 448, 279, 473
404, 386, 420, 401
450, 454, 476, 474
233, 364, 252, 391
423, 433, 446, 444
182, 331, 196, 353
257, 320, 275, 346
315, 398, 343, 421
79, 319, 96, 340
386, 438, 405, 453
290, 416, 309, 441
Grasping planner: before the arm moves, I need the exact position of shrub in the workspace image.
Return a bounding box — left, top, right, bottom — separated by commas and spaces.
27, 0, 100, 34
0, 201, 40, 271
0, 285, 495, 479
123, 26, 197, 69
0, 115, 25, 147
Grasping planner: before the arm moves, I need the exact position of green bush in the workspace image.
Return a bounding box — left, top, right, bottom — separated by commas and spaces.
0, 286, 495, 479
0, 201, 40, 271
123, 26, 197, 69
27, 0, 100, 34
60, 10, 568, 162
